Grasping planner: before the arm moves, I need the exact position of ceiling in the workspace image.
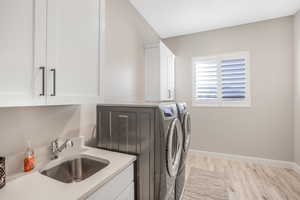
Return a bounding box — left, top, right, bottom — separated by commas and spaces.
129, 0, 300, 38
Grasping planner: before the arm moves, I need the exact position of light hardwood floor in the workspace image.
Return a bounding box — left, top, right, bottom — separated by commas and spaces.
186, 152, 300, 200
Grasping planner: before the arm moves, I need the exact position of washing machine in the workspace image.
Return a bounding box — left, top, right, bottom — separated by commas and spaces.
175, 103, 191, 200
96, 103, 183, 200
158, 103, 184, 200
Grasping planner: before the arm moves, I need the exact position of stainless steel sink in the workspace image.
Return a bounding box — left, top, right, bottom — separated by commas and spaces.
41, 155, 109, 183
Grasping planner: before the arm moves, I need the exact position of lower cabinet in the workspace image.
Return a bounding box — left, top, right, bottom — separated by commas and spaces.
87, 164, 134, 200
115, 183, 134, 200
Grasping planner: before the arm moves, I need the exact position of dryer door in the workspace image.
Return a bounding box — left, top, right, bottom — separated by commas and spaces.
183, 112, 191, 152
167, 118, 183, 177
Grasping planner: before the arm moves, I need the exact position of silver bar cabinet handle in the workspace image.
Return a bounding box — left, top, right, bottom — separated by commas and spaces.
50, 68, 56, 96
39, 66, 45, 96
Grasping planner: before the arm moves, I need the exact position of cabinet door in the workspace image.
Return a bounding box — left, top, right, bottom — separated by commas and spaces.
159, 42, 170, 101
87, 165, 134, 200
46, 0, 102, 105
145, 46, 161, 102
160, 42, 175, 101
88, 183, 134, 200
0, 0, 46, 106
167, 51, 175, 100
115, 183, 135, 200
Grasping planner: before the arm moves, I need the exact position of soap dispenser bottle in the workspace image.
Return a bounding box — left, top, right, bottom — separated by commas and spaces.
24, 141, 35, 172
0, 157, 5, 189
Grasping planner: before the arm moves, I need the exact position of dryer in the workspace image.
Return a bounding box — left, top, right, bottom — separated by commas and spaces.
175, 103, 191, 200
96, 103, 183, 200
158, 104, 183, 200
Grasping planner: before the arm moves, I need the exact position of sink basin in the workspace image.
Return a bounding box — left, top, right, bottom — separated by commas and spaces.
41, 155, 109, 183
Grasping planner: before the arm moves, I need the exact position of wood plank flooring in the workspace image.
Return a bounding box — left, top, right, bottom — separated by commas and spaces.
186, 152, 300, 200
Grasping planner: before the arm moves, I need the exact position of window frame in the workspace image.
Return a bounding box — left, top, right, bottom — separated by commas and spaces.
192, 51, 251, 107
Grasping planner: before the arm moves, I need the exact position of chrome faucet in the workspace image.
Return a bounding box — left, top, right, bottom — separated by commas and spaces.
51, 138, 74, 159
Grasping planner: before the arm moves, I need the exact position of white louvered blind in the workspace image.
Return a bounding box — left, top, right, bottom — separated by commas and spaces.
193, 52, 250, 106
194, 59, 218, 100
221, 58, 246, 101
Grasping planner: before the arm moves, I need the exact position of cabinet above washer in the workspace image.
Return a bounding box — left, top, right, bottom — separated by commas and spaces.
145, 41, 175, 102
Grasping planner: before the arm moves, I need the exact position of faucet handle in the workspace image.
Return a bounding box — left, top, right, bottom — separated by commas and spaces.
66, 140, 74, 149
51, 139, 58, 152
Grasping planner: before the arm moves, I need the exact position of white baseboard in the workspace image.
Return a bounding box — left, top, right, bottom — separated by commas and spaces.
292, 163, 300, 174
189, 149, 295, 169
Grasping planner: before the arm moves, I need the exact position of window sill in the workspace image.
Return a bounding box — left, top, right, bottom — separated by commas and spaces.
192, 101, 251, 108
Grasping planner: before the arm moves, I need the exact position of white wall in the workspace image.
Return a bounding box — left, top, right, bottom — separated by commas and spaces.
294, 11, 300, 165
0, 106, 83, 175
164, 17, 294, 161
103, 0, 159, 102
0, 0, 159, 176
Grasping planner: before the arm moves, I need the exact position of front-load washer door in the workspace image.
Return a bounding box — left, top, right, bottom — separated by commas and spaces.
183, 112, 191, 152
167, 118, 183, 177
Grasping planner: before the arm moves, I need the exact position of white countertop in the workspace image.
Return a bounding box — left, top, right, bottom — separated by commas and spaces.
99, 101, 176, 107
0, 144, 136, 200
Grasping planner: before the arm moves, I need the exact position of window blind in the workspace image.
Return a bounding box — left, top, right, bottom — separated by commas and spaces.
194, 59, 218, 100
220, 58, 246, 101
193, 52, 249, 106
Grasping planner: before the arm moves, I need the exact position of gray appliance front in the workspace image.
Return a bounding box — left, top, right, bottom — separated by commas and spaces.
97, 106, 156, 200
175, 103, 191, 200
183, 112, 191, 152
160, 108, 183, 200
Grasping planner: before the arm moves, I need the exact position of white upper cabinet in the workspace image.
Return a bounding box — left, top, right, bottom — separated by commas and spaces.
0, 0, 104, 107
0, 0, 45, 106
145, 41, 175, 102
46, 0, 103, 105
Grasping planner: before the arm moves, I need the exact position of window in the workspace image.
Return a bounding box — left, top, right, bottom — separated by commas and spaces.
192, 52, 250, 107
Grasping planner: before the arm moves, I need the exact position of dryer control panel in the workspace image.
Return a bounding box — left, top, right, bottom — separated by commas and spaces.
160, 104, 177, 119
177, 103, 187, 114
162, 106, 174, 117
